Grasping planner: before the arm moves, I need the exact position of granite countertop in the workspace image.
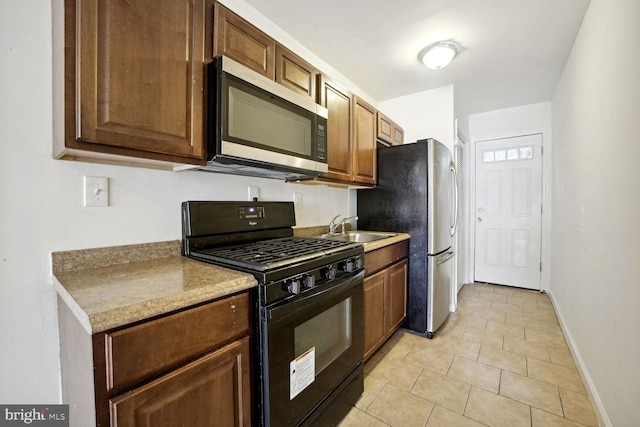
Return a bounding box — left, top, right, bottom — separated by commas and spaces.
353, 231, 411, 252
52, 231, 409, 335
52, 241, 257, 334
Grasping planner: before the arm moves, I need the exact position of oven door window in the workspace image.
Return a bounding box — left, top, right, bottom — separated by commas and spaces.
295, 297, 351, 374
264, 272, 364, 426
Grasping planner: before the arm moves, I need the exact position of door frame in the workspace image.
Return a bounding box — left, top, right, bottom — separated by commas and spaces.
468, 129, 552, 293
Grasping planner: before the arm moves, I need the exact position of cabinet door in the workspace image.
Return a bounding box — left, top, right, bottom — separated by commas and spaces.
317, 76, 353, 183
276, 46, 317, 99
386, 260, 408, 334
110, 336, 251, 427
213, 3, 275, 79
73, 0, 205, 160
363, 270, 387, 361
352, 96, 377, 185
376, 112, 394, 145
392, 124, 404, 146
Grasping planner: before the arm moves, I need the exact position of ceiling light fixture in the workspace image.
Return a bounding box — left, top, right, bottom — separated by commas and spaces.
418, 40, 460, 70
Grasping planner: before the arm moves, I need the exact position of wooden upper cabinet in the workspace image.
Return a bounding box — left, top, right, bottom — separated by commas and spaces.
377, 112, 394, 145
65, 0, 206, 163
377, 111, 404, 146
352, 96, 377, 185
317, 75, 353, 183
275, 46, 317, 99
213, 2, 275, 79
393, 124, 404, 145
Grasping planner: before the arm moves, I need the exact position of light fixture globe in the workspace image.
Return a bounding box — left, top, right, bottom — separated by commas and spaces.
418, 41, 460, 70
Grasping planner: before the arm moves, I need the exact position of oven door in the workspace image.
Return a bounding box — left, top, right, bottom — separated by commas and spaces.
262, 269, 364, 426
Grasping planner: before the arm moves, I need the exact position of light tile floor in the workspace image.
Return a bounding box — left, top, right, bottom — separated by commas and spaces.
339, 282, 599, 427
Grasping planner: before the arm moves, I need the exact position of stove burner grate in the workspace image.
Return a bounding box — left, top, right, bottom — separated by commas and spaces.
196, 237, 357, 271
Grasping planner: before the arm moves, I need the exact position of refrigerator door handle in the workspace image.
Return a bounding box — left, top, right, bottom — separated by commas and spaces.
437, 250, 455, 265
450, 165, 458, 236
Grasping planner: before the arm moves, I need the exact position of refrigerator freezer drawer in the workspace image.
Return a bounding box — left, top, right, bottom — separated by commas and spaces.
427, 249, 453, 337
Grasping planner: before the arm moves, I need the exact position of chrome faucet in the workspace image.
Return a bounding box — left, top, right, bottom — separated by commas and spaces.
340, 216, 358, 234
328, 215, 342, 235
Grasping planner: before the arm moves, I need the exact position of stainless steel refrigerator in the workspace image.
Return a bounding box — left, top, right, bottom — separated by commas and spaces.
357, 139, 457, 338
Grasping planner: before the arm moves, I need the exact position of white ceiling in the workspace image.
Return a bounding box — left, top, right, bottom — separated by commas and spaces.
241, 0, 590, 118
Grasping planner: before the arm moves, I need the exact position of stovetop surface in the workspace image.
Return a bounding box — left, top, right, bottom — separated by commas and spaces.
191, 236, 361, 272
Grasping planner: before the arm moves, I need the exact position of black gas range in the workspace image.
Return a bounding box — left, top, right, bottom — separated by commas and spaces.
182, 201, 365, 427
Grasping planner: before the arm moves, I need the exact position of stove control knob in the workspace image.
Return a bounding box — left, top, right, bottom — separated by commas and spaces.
303, 274, 315, 289
287, 279, 301, 295
354, 257, 363, 270
323, 267, 336, 280
340, 260, 355, 273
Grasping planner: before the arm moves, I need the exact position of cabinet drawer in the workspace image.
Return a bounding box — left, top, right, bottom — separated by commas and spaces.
110, 336, 251, 427
104, 292, 250, 392
364, 241, 409, 275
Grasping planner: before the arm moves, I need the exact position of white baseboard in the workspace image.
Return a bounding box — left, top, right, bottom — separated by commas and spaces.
548, 292, 611, 427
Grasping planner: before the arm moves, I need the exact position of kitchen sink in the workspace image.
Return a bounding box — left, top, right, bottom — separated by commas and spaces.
318, 231, 397, 243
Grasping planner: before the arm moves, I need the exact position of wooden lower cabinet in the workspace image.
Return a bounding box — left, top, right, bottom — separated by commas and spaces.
386, 260, 408, 333
110, 337, 251, 427
362, 242, 408, 360
363, 270, 387, 360
58, 291, 252, 427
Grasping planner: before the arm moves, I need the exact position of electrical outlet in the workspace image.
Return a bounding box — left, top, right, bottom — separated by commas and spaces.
293, 192, 302, 206
248, 186, 260, 201
84, 176, 109, 207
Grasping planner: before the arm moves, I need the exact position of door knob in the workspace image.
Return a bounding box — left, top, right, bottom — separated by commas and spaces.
477, 217, 483, 222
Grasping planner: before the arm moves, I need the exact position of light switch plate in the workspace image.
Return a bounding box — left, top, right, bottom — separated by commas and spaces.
248, 186, 260, 201
84, 176, 109, 207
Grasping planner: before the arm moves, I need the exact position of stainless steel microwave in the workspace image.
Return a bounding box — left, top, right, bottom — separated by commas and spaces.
201, 56, 328, 180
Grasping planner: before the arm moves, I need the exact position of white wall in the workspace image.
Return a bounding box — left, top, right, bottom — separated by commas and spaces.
0, 0, 357, 404
378, 85, 455, 152
469, 103, 552, 141
550, 0, 640, 425
468, 103, 552, 290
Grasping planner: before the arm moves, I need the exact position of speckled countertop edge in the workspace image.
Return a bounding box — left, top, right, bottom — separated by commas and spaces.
52, 241, 257, 334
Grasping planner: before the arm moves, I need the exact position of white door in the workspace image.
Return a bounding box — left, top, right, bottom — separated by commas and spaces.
474, 134, 542, 289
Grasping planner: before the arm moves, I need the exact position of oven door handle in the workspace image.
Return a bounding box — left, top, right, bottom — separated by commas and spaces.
267, 269, 365, 321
